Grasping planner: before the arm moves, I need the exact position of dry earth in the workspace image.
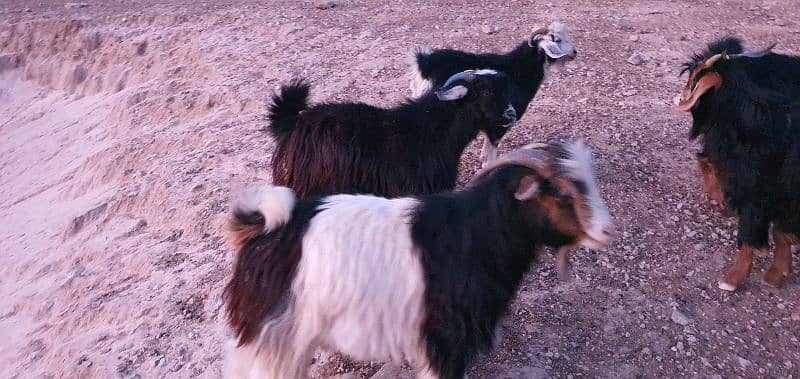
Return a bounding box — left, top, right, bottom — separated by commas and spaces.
1, 1, 799, 378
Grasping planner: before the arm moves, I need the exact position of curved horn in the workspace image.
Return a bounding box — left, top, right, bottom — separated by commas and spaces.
702, 53, 723, 69
442, 70, 476, 88
726, 43, 777, 59
468, 147, 552, 187
528, 26, 551, 47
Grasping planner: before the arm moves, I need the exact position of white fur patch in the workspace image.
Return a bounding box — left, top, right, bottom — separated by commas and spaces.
472, 68, 499, 76
235, 185, 296, 232
226, 194, 431, 377
408, 46, 433, 98
559, 140, 614, 248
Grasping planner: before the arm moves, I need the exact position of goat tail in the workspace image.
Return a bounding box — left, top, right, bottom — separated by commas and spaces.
267, 79, 310, 138
228, 185, 296, 251
408, 46, 433, 97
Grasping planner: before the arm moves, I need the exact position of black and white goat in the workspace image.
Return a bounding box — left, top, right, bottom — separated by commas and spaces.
268, 69, 517, 198
677, 37, 800, 291
224, 142, 614, 379
409, 22, 577, 164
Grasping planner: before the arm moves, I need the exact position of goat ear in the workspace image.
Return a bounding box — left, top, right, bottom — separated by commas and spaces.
676, 72, 722, 112
514, 175, 540, 201
435, 85, 469, 101
539, 40, 568, 59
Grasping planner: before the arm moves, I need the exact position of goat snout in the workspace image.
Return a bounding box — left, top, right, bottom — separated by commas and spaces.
502, 105, 517, 126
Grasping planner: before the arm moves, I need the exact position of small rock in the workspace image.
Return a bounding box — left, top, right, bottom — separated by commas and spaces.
738, 356, 752, 369
785, 360, 794, 369
680, 35, 689, 41
455, 15, 465, 23
360, 29, 378, 38
772, 320, 781, 328
671, 309, 690, 326
43, 301, 54, 310
777, 303, 786, 310
791, 313, 800, 321
622, 90, 637, 97
481, 25, 498, 34
314, 1, 335, 9
64, 2, 88, 8
77, 355, 92, 367
629, 34, 640, 42
627, 53, 647, 66
127, 190, 139, 198
24, 7, 32, 12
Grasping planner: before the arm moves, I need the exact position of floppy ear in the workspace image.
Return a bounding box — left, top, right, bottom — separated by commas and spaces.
514, 175, 540, 201
435, 85, 469, 101
676, 72, 722, 112
538, 39, 568, 59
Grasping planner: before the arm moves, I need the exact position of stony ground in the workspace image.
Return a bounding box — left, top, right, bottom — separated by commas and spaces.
1, 1, 799, 378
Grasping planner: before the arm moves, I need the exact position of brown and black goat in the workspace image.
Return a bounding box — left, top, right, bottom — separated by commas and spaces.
677, 38, 800, 291
679, 37, 800, 213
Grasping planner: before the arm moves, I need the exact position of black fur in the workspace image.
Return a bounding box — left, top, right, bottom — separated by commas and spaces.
224, 198, 323, 346
267, 73, 515, 198
415, 38, 556, 143
683, 37, 800, 248
411, 166, 580, 378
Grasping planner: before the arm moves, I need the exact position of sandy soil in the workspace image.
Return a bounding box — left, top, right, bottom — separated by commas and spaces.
1, 0, 799, 378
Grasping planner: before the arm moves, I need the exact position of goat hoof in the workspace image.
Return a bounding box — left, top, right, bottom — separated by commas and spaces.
717, 280, 738, 292
763, 267, 788, 288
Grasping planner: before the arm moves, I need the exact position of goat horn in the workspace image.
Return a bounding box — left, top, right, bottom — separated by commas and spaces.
725, 43, 777, 59
521, 142, 550, 150
528, 27, 550, 47
702, 53, 723, 69
468, 148, 552, 187
442, 70, 476, 88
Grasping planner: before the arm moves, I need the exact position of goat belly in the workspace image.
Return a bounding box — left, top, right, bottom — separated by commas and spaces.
292, 194, 429, 363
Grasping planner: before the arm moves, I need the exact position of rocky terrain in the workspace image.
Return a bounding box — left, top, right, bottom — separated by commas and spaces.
0, 0, 798, 378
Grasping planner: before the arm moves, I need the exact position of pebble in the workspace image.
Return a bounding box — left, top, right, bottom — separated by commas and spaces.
455, 15, 465, 23
622, 90, 637, 97
777, 303, 786, 310
629, 34, 640, 42
43, 301, 54, 310
791, 313, 800, 321
314, 1, 336, 9
671, 309, 690, 326
738, 356, 752, 369
627, 53, 647, 66
481, 25, 498, 34
64, 2, 89, 8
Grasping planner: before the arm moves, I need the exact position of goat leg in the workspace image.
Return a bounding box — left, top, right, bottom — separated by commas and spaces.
763, 229, 794, 288
556, 246, 573, 280
696, 153, 726, 213
479, 133, 498, 168
718, 244, 754, 291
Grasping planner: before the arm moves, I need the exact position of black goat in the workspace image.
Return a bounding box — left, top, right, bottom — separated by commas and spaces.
409, 22, 577, 164
677, 37, 800, 290
268, 69, 517, 199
